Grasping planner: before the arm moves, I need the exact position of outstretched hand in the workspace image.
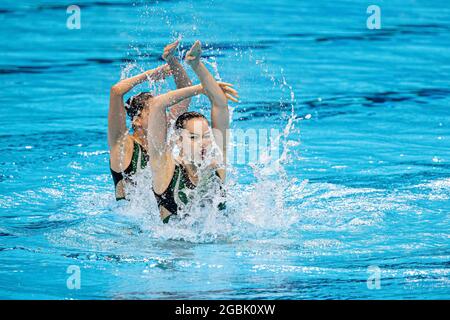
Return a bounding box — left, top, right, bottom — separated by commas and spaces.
162, 40, 180, 61
185, 40, 202, 66
217, 81, 239, 103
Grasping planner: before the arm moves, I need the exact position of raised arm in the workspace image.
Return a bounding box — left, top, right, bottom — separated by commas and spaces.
146, 84, 204, 158
162, 40, 194, 121
108, 64, 170, 148
185, 41, 238, 166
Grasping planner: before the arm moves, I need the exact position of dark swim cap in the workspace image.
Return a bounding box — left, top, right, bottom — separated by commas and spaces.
124, 92, 153, 120
174, 111, 208, 130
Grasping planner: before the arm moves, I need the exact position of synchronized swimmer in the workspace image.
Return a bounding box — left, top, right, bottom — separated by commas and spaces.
108, 40, 238, 223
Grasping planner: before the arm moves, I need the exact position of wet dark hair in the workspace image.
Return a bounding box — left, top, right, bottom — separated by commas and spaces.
174, 111, 208, 130
124, 92, 153, 120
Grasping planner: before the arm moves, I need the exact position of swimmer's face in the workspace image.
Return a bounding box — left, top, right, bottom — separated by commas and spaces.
178, 117, 212, 163
133, 107, 150, 133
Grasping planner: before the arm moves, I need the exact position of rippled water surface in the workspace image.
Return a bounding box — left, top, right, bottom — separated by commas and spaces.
1, 0, 450, 299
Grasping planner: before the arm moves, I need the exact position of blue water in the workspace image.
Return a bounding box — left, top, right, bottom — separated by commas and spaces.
1, 0, 450, 299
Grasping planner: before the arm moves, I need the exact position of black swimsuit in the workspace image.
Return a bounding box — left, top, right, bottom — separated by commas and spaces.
110, 141, 149, 200
153, 164, 226, 223
111, 141, 225, 223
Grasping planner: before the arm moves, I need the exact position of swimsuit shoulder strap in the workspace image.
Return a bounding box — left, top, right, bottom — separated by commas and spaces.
128, 141, 141, 174
128, 135, 149, 171
178, 164, 196, 189
136, 142, 148, 169
172, 157, 196, 189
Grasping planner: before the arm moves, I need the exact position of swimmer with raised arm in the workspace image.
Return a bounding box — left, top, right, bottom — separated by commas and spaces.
108, 41, 194, 200
147, 40, 239, 223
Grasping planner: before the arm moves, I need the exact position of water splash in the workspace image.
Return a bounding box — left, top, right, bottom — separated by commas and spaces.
106, 56, 303, 243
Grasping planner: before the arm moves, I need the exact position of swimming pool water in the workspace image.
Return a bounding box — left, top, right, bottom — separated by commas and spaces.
0, 0, 449, 299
